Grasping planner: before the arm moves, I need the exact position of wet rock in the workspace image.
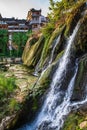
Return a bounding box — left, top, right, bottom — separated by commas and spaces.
71, 54, 87, 102
79, 121, 87, 129
0, 115, 16, 130
74, 15, 87, 55
22, 35, 45, 67
39, 26, 65, 70
38, 120, 52, 130
65, 2, 86, 36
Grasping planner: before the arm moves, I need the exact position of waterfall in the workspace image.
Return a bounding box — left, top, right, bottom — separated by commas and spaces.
71, 84, 87, 110
17, 22, 80, 130
33, 35, 61, 77
37, 34, 61, 81
33, 60, 40, 76
49, 35, 61, 64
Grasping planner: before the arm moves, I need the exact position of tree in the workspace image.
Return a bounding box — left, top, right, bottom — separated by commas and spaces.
49, 0, 55, 11
0, 29, 8, 56
12, 32, 28, 57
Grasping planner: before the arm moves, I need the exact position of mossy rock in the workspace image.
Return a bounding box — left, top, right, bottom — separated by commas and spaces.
22, 37, 38, 63
71, 54, 87, 101
54, 50, 64, 63
74, 15, 87, 55
39, 25, 65, 69
65, 1, 86, 36
31, 49, 64, 101
63, 112, 87, 130
22, 35, 45, 67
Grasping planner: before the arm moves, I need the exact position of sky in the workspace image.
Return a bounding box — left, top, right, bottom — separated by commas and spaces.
0, 0, 58, 19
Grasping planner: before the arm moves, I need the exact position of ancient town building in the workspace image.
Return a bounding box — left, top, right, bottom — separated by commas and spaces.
27, 8, 48, 31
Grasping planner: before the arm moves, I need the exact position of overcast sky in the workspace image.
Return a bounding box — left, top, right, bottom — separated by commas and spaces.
0, 0, 54, 19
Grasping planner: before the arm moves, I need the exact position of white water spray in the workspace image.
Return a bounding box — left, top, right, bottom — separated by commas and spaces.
18, 22, 81, 130
49, 35, 61, 64
38, 35, 61, 81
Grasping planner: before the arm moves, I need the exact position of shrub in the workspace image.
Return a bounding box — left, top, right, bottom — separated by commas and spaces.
9, 98, 20, 113
0, 75, 16, 99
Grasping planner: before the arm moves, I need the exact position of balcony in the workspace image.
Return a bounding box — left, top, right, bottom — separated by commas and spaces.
8, 30, 28, 33
30, 20, 40, 24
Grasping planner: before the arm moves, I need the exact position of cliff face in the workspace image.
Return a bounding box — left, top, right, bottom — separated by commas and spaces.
0, 1, 87, 130
21, 1, 87, 130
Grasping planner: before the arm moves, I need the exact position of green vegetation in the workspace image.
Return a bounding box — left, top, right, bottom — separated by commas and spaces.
42, 0, 86, 38
75, 15, 87, 53
63, 113, 87, 130
0, 29, 32, 57
9, 98, 20, 112
42, 23, 55, 37
0, 75, 16, 98
12, 32, 29, 57
65, 1, 86, 36
39, 36, 50, 68
22, 35, 45, 67
0, 29, 8, 56
0, 74, 20, 119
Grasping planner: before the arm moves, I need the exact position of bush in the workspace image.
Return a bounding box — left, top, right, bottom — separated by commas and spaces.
12, 32, 29, 57
9, 98, 20, 113
0, 75, 16, 99
42, 22, 55, 38
0, 29, 8, 55
0, 75, 20, 120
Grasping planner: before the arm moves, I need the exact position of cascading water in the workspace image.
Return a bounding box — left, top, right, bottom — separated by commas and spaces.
49, 35, 61, 64
33, 60, 40, 76
71, 84, 87, 110
18, 22, 80, 130
33, 35, 61, 77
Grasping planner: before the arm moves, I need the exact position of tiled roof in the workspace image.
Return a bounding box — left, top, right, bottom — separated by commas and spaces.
30, 8, 41, 12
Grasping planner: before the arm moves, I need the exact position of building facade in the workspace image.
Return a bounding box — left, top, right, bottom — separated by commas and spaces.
0, 17, 29, 32
27, 8, 48, 31
0, 9, 48, 32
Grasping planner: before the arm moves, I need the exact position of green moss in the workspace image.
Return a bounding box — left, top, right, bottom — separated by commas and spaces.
32, 97, 38, 111
74, 55, 87, 94
41, 22, 55, 38
8, 98, 20, 113
48, 26, 63, 46
75, 60, 84, 88
65, 1, 86, 36
39, 36, 50, 68
29, 37, 38, 46
23, 35, 45, 67
54, 50, 64, 63
63, 113, 86, 130
39, 26, 64, 69
74, 15, 87, 53
32, 50, 64, 98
